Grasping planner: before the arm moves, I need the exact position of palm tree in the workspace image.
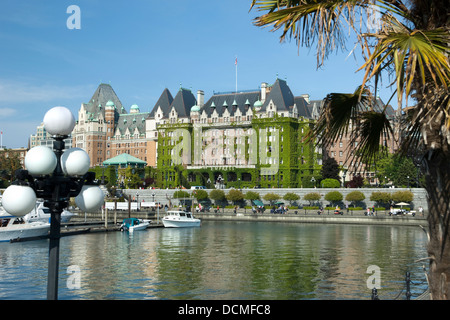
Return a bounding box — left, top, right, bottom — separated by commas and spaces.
251, 0, 449, 299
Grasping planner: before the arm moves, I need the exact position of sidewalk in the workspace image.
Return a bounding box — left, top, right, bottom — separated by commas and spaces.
194, 209, 428, 226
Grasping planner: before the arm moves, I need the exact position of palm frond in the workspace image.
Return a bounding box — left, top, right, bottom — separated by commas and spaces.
250, 0, 367, 66
348, 110, 393, 170
358, 13, 450, 108
310, 85, 393, 172
310, 85, 370, 147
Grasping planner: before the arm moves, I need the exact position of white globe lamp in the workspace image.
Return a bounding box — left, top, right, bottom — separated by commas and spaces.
43, 106, 75, 136
25, 146, 57, 176
75, 185, 104, 213
61, 148, 91, 176
2, 185, 37, 217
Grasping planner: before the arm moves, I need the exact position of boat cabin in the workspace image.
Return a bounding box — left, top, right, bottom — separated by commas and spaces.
1, 217, 25, 228
165, 211, 195, 219
122, 218, 142, 228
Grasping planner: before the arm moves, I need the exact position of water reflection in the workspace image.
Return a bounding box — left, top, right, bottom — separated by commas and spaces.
0, 221, 428, 300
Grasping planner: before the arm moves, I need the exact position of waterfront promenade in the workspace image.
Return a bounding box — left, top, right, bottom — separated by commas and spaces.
122, 187, 430, 212
73, 207, 428, 228
194, 210, 427, 227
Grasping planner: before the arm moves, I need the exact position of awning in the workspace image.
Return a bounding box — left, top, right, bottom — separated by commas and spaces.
103, 153, 147, 167
252, 200, 264, 207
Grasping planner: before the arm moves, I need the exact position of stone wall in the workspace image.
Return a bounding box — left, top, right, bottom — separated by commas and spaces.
121, 187, 429, 212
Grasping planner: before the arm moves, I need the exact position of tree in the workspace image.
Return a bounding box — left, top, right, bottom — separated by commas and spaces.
347, 174, 364, 188
245, 191, 260, 206
392, 156, 417, 187
173, 190, 190, 199
123, 168, 142, 189
251, 0, 450, 299
0, 150, 21, 186
321, 157, 341, 182
324, 191, 343, 207
370, 191, 391, 207
226, 189, 244, 205
193, 189, 209, 201
245, 191, 260, 201
345, 191, 366, 207
283, 192, 300, 205
303, 192, 321, 206
392, 190, 414, 204
210, 189, 226, 206
263, 193, 280, 205
376, 153, 418, 187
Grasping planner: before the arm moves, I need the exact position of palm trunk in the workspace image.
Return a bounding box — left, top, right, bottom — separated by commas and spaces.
424, 147, 450, 299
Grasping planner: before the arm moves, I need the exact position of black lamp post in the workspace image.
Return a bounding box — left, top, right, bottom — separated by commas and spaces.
2, 107, 104, 300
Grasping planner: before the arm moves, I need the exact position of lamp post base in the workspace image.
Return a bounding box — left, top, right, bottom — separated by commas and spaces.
47, 211, 61, 300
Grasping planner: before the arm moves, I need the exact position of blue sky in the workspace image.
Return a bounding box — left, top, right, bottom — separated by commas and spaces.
0, 0, 394, 148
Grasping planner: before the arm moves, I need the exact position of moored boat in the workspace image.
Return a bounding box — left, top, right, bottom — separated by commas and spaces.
0, 213, 50, 242
23, 201, 76, 223
162, 210, 201, 228
120, 218, 149, 232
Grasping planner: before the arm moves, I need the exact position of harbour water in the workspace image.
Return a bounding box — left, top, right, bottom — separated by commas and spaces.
0, 221, 428, 300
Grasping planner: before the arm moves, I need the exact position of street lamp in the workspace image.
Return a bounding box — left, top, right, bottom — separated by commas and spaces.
1, 106, 104, 300
310, 177, 316, 188
136, 192, 140, 211
342, 169, 347, 188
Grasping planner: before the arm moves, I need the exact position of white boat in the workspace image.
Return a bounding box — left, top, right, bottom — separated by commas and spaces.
120, 218, 150, 232
162, 210, 201, 228
23, 201, 76, 223
0, 213, 50, 242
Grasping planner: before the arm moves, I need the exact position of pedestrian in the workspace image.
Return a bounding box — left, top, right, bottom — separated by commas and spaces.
419, 206, 423, 216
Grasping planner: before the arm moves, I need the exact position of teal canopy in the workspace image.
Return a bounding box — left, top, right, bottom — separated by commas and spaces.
252, 200, 264, 207
103, 153, 147, 168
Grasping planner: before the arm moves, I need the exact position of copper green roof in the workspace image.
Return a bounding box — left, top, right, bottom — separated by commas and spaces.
103, 153, 147, 166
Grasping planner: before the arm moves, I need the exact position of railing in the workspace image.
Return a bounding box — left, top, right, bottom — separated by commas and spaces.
371, 271, 429, 300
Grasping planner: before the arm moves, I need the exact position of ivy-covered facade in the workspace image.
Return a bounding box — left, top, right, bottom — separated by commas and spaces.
152, 78, 322, 189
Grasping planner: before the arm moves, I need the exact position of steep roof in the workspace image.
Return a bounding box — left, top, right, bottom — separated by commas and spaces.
115, 112, 148, 136
307, 96, 395, 120
294, 96, 312, 118
84, 83, 126, 117
202, 90, 261, 117
149, 88, 173, 118
169, 88, 197, 118
261, 79, 295, 112
308, 100, 324, 120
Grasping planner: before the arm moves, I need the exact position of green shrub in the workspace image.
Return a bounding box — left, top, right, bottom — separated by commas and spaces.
303, 192, 321, 205
321, 178, 340, 188
392, 190, 414, 203
325, 191, 343, 205
345, 191, 366, 207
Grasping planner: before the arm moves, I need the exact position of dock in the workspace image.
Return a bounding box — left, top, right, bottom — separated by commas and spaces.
9, 219, 163, 243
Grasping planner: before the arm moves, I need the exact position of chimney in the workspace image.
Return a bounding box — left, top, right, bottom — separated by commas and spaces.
197, 90, 204, 107
301, 94, 310, 104
261, 82, 268, 103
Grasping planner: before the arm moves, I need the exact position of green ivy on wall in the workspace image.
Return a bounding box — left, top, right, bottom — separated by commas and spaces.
155, 114, 322, 189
